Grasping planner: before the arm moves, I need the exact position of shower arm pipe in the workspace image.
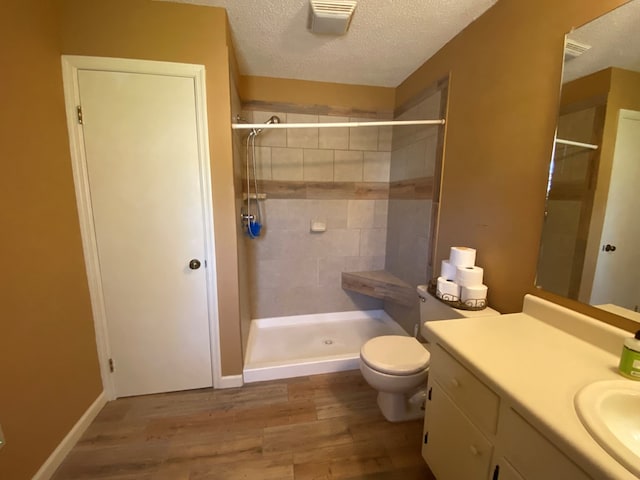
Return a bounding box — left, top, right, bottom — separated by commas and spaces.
231, 119, 445, 130
555, 138, 599, 150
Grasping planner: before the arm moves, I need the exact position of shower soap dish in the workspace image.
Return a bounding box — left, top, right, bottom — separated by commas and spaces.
427, 278, 487, 311
243, 193, 267, 201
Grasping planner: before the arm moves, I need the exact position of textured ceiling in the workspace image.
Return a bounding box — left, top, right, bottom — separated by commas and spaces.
165, 0, 497, 87
563, 0, 640, 83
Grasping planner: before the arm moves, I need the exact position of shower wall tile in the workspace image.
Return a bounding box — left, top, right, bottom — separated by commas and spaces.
424, 134, 438, 174
347, 200, 375, 229
322, 229, 361, 257
419, 91, 442, 120
385, 199, 432, 289
252, 257, 318, 291
345, 255, 385, 272
307, 199, 349, 229
349, 117, 379, 151
262, 199, 309, 231
363, 151, 391, 182
243, 89, 445, 319
334, 150, 363, 182
254, 110, 287, 147
287, 113, 319, 149
254, 227, 361, 261
253, 146, 272, 180
359, 228, 387, 257
303, 149, 334, 181
252, 284, 382, 318
272, 147, 303, 181
319, 115, 349, 150
374, 200, 388, 228
243, 104, 419, 319
318, 256, 348, 287
378, 126, 393, 152
389, 147, 408, 182
318, 255, 386, 288
406, 139, 428, 179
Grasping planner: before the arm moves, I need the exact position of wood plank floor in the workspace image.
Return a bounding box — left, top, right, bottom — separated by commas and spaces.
52, 370, 435, 480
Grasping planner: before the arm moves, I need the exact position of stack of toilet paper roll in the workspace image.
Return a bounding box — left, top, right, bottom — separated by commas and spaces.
436, 246, 488, 308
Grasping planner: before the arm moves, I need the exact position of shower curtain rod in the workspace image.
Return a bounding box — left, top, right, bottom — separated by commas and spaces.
231, 119, 445, 130
555, 138, 599, 150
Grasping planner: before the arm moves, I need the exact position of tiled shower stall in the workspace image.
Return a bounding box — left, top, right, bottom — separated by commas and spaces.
232, 84, 447, 348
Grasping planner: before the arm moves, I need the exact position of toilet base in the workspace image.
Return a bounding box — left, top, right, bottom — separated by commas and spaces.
377, 390, 425, 422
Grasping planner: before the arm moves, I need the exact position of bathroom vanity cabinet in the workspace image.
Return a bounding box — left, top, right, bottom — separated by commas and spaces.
420, 295, 638, 480
422, 344, 589, 480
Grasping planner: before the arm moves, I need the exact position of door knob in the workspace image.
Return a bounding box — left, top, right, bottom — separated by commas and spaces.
189, 259, 201, 270
604, 244, 617, 252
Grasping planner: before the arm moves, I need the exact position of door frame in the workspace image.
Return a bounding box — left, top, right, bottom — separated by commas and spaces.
61, 55, 223, 399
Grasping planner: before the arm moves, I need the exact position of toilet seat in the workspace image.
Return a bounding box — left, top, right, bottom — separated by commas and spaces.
361, 335, 430, 375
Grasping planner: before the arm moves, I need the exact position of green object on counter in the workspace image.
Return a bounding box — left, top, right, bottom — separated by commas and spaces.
619, 330, 640, 380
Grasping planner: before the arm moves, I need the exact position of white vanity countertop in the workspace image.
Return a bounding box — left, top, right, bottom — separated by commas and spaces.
422, 296, 639, 480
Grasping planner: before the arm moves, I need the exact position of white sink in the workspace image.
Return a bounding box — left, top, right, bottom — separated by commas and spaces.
574, 379, 640, 477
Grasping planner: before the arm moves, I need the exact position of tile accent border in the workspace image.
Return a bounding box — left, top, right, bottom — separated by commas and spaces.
389, 176, 435, 199
253, 180, 389, 200
243, 100, 393, 119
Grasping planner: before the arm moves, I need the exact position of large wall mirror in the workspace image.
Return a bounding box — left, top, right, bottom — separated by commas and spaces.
536, 0, 640, 323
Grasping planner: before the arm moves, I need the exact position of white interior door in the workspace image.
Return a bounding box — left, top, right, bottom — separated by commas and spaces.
590, 109, 640, 309
78, 68, 213, 397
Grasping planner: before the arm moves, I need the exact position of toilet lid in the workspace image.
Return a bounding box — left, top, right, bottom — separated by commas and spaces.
361, 335, 430, 375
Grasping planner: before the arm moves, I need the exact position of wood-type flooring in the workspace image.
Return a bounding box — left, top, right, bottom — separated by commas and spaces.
52, 370, 435, 480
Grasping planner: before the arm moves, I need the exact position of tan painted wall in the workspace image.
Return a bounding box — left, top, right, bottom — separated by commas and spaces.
58, 0, 244, 376
0, 2, 102, 478
396, 0, 628, 313
561, 68, 611, 107
240, 75, 395, 113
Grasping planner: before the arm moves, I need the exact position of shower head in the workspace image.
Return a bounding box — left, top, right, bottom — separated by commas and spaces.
252, 115, 282, 135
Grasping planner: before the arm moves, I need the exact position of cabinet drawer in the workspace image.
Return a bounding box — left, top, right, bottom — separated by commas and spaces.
499, 407, 591, 480
430, 344, 500, 434
424, 380, 494, 480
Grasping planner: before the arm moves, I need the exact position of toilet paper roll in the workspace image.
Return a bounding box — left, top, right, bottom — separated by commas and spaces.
461, 284, 488, 308
449, 246, 476, 267
440, 260, 457, 281
436, 276, 461, 301
456, 265, 484, 287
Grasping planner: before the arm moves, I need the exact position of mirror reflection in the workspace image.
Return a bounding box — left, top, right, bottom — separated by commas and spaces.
536, 0, 640, 321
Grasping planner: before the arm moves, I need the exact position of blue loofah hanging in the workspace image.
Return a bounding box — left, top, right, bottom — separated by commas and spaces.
247, 220, 262, 238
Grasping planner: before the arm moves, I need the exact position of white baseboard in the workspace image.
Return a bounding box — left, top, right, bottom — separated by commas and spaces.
33, 392, 107, 480
217, 374, 243, 389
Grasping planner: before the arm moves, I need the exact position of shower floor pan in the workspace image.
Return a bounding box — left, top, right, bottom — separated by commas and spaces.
243, 310, 408, 383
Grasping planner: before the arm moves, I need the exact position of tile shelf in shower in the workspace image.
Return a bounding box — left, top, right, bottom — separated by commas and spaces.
341, 270, 415, 306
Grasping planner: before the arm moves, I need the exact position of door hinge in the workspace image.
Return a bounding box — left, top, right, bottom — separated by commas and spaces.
76, 105, 83, 125
204, 259, 207, 268
428, 387, 432, 400
423, 432, 428, 444
108, 358, 115, 373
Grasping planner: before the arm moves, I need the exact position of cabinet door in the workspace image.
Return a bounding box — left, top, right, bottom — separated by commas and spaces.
423, 379, 494, 480
498, 407, 591, 480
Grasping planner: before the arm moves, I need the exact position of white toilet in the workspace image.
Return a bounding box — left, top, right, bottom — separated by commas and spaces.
360, 335, 430, 422
360, 284, 499, 422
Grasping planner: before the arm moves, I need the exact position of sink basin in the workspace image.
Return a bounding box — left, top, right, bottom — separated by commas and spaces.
574, 379, 640, 477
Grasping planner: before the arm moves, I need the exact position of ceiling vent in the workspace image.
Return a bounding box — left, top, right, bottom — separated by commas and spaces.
309, 0, 357, 35
564, 38, 592, 61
